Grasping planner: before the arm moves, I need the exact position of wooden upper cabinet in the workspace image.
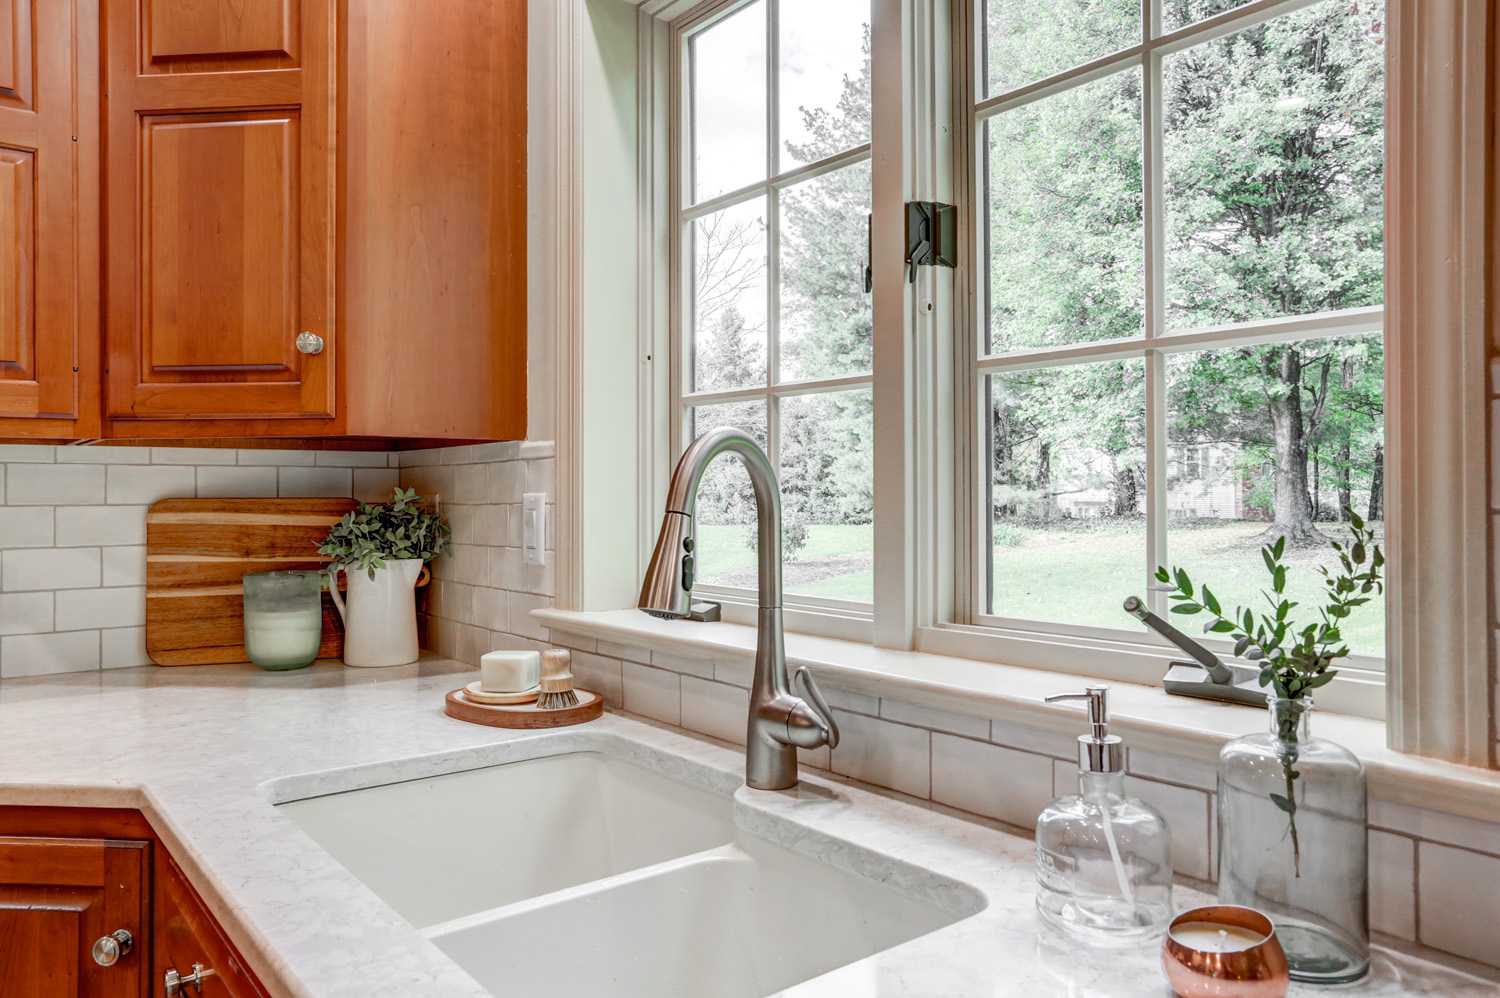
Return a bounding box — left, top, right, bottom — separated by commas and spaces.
104, 0, 337, 433
0, 0, 100, 437
0, 836, 150, 998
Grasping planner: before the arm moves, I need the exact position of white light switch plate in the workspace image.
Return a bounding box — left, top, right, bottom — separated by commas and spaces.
522, 493, 547, 566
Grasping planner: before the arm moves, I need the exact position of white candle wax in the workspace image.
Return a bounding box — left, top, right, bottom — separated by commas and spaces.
1169, 922, 1268, 953
480, 650, 541, 692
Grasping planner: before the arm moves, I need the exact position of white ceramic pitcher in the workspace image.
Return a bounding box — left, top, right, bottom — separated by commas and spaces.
328, 559, 423, 668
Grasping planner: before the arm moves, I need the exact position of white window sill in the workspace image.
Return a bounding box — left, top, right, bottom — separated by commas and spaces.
533, 607, 1500, 825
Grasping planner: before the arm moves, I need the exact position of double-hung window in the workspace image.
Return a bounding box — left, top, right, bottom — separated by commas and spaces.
670, 0, 1389, 687
674, 0, 877, 622
966, 1, 1387, 677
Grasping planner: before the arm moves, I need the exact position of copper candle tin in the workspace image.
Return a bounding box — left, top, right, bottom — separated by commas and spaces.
1161, 905, 1290, 998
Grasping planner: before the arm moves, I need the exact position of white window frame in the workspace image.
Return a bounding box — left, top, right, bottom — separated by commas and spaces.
668, 0, 878, 640
570, 0, 1493, 753
953, 0, 1391, 707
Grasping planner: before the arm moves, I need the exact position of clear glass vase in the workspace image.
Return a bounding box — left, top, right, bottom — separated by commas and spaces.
1217, 696, 1368, 983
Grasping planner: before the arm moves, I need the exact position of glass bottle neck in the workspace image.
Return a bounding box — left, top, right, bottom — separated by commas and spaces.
1267, 696, 1313, 744
1077, 769, 1126, 801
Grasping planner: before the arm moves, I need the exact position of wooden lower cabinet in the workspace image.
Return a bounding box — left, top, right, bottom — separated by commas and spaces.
0, 836, 149, 997
0, 808, 271, 998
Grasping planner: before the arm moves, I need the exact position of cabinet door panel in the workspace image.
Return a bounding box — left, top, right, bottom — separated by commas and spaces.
106, 0, 333, 428
0, 0, 30, 107
148, 0, 295, 63
145, 114, 296, 372
0, 837, 150, 998
0, 0, 96, 434
0, 146, 33, 376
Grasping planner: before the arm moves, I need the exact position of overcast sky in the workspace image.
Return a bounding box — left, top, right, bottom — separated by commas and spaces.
692, 0, 871, 202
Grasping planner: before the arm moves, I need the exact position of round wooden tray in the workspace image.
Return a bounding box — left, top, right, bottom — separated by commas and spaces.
444, 687, 603, 729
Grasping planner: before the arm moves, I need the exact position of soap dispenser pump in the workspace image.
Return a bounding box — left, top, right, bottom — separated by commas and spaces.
1035, 685, 1173, 942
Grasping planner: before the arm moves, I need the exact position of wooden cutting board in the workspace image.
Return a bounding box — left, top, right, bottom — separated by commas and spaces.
145, 498, 360, 666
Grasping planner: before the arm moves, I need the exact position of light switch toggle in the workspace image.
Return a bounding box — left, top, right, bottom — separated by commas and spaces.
523, 493, 547, 567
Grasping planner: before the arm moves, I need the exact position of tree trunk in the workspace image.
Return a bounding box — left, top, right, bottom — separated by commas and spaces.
1263, 347, 1330, 546
1368, 442, 1384, 521
1036, 441, 1052, 521
1109, 457, 1137, 517
1337, 357, 1354, 518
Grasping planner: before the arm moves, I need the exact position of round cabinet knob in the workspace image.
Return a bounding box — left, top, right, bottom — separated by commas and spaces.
91, 929, 134, 967
295, 331, 325, 355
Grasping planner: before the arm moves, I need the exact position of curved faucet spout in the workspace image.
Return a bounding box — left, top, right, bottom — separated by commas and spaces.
639, 427, 838, 789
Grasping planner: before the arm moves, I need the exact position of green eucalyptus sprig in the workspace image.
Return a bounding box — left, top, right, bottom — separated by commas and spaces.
1150, 507, 1383, 876
1152, 509, 1383, 701
318, 487, 450, 581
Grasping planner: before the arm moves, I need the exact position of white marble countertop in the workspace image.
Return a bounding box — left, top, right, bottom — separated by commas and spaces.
0, 657, 1493, 998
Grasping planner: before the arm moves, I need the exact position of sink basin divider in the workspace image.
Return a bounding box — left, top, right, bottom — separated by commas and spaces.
418, 842, 748, 941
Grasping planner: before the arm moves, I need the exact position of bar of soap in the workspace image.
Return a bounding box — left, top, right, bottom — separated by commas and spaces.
480, 650, 541, 693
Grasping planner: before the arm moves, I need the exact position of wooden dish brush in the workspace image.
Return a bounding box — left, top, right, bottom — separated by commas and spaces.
536, 649, 580, 709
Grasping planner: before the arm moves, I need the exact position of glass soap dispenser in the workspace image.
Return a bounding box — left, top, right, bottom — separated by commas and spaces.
1035, 685, 1173, 943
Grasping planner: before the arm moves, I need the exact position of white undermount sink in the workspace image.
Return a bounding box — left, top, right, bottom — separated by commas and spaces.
276, 751, 966, 997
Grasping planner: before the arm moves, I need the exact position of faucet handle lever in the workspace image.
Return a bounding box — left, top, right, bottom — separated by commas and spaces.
793, 666, 840, 750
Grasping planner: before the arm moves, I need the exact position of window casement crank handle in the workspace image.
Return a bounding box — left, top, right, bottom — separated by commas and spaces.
1122, 595, 1234, 685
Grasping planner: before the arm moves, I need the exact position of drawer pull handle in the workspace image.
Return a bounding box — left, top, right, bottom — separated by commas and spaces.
165, 962, 215, 996
91, 929, 133, 966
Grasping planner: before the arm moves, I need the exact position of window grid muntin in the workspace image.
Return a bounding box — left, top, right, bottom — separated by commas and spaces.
970, 0, 1387, 641
678, 0, 876, 607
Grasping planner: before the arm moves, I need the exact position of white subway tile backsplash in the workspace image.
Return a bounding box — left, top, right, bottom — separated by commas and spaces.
506, 593, 550, 641
487, 546, 522, 592
680, 676, 749, 745
1369, 830, 1417, 940
488, 462, 523, 504
236, 448, 318, 466
472, 505, 507, 546
597, 639, 652, 665
472, 587, 507, 632
3, 548, 100, 591
832, 710, 931, 800
987, 718, 1078, 759
880, 699, 989, 740
0, 507, 53, 548
107, 465, 195, 505
102, 626, 151, 668
56, 587, 146, 631
821, 684, 880, 716
1418, 842, 1500, 964
0, 592, 52, 635
0, 445, 53, 462
621, 661, 680, 725
101, 547, 147, 588
55, 506, 149, 547
1, 630, 99, 677
197, 466, 277, 498
1126, 775, 1212, 881
150, 447, 236, 465
315, 450, 390, 467
353, 468, 400, 501
1127, 748, 1220, 792
9, 464, 105, 505
650, 650, 715, 680
930, 732, 1050, 827
570, 650, 623, 708
525, 458, 555, 496
60, 445, 151, 464
1370, 799, 1500, 858
279, 467, 353, 498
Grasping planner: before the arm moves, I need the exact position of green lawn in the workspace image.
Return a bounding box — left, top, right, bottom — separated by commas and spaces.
991, 519, 1385, 657
695, 519, 1385, 658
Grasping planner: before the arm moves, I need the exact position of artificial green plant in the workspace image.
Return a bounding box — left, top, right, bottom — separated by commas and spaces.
318, 488, 450, 581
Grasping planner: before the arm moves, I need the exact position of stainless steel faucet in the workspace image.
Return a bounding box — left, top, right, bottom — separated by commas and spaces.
639, 427, 839, 790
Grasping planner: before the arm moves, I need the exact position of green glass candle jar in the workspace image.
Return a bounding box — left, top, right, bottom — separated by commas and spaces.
242, 570, 323, 671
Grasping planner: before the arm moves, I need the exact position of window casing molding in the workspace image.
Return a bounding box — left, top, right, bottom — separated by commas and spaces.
556, 0, 1495, 750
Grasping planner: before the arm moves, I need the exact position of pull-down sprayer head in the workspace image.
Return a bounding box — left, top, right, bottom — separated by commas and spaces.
639, 510, 694, 620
